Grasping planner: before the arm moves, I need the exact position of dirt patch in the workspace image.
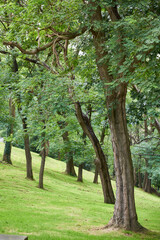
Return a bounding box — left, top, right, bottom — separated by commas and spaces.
88, 226, 120, 235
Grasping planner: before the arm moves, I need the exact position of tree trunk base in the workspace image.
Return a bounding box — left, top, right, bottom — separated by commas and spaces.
65, 156, 77, 177
106, 218, 146, 232
3, 154, 12, 165
25, 176, 34, 181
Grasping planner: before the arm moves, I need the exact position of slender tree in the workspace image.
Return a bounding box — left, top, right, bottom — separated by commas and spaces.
75, 101, 115, 204
3, 57, 17, 164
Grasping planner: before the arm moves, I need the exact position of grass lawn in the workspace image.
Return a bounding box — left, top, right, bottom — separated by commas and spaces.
0, 142, 160, 240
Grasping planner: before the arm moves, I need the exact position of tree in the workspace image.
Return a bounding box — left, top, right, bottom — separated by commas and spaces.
2, 0, 160, 231
75, 101, 115, 204
2, 57, 17, 164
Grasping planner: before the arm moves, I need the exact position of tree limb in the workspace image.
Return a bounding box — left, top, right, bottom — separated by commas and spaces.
0, 49, 56, 74
3, 40, 55, 55
46, 26, 87, 40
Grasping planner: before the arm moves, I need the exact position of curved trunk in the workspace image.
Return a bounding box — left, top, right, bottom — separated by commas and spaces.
75, 102, 115, 204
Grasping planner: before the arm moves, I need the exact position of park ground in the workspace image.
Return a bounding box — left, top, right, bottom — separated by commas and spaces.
0, 142, 160, 240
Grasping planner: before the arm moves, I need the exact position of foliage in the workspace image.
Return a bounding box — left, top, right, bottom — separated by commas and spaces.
131, 137, 160, 189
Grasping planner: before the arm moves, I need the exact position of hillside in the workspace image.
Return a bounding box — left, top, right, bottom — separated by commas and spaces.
0, 142, 160, 240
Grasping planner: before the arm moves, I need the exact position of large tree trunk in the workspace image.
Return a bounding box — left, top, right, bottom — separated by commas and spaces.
22, 117, 34, 180
106, 84, 143, 231
88, 1, 143, 230
75, 102, 115, 204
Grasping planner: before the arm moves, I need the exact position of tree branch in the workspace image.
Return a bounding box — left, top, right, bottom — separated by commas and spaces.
46, 26, 87, 40
0, 20, 8, 30
0, 49, 56, 74
3, 40, 55, 55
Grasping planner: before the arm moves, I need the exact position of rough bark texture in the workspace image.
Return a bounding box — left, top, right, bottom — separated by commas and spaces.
22, 117, 34, 180
106, 85, 143, 230
88, 1, 143, 230
75, 102, 115, 204
77, 163, 83, 182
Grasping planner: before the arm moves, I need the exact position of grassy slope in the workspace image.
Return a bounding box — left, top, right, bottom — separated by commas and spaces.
0, 142, 160, 240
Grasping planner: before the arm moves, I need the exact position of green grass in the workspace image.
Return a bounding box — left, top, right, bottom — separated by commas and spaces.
0, 142, 160, 240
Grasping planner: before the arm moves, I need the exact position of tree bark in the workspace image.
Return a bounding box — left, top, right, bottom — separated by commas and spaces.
75, 102, 115, 204
58, 121, 77, 177
77, 163, 83, 182
39, 144, 46, 189
154, 118, 160, 135
38, 114, 47, 189
87, 1, 143, 230
22, 117, 34, 180
106, 85, 143, 230
143, 120, 152, 193
143, 171, 151, 193
134, 168, 138, 187
3, 56, 18, 164
93, 164, 99, 184
138, 166, 143, 189
65, 151, 77, 176
3, 126, 12, 164
3, 97, 15, 164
